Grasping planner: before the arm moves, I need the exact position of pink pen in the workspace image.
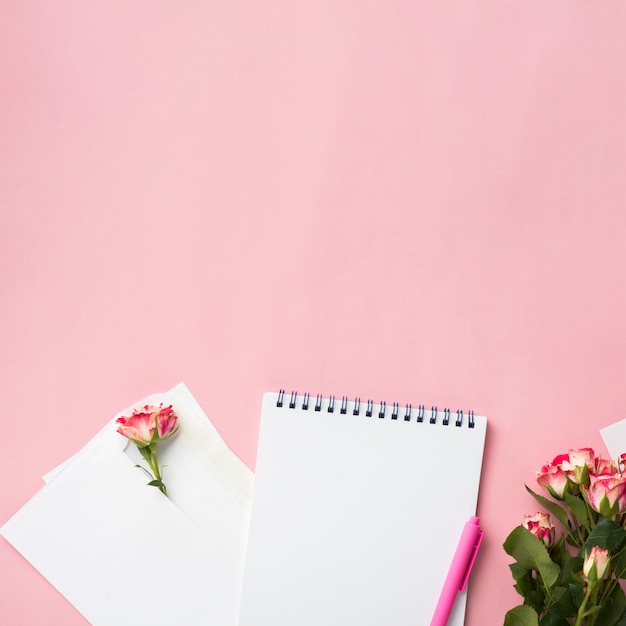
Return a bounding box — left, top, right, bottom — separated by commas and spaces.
430, 516, 484, 626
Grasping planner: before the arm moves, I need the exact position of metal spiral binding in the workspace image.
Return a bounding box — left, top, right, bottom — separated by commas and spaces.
430, 406, 437, 424
328, 395, 335, 413
276, 390, 475, 428
417, 405, 425, 422
340, 396, 348, 414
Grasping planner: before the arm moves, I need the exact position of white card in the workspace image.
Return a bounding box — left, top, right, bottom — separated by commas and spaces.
1, 383, 254, 626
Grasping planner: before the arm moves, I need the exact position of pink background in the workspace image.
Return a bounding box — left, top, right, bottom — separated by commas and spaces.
2, 3, 626, 624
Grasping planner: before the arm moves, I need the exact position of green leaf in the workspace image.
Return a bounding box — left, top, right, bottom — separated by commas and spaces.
525, 589, 546, 614
581, 517, 626, 556
504, 605, 539, 626
510, 563, 534, 598
147, 479, 165, 489
139, 446, 153, 462
612, 606, 626, 626
538, 609, 570, 626
134, 464, 153, 480
563, 492, 588, 525
609, 546, 626, 579
568, 583, 585, 609
545, 585, 577, 619
597, 583, 626, 626
504, 527, 561, 589
510, 562, 529, 582
556, 550, 584, 587
525, 485, 571, 531
575, 463, 590, 489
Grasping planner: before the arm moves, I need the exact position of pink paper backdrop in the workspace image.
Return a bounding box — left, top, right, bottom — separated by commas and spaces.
2, 3, 626, 624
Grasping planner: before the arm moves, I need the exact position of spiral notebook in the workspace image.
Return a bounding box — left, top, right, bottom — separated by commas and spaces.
239, 391, 487, 626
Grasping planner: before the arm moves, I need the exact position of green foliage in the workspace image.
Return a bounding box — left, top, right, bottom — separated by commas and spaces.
612, 607, 626, 626
510, 563, 535, 598
597, 585, 626, 626
504, 605, 539, 626
134, 464, 153, 479
505, 452, 626, 625
557, 552, 584, 587
608, 547, 626, 580
526, 485, 571, 531
539, 611, 572, 626
504, 517, 626, 625
545, 585, 577, 620
504, 527, 561, 589
564, 493, 589, 527
582, 519, 626, 557
139, 445, 153, 462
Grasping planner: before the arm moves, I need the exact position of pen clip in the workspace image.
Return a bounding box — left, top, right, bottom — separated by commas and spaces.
458, 529, 483, 591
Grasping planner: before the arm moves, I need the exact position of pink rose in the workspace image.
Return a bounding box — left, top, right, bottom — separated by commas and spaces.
537, 448, 598, 495
154, 404, 179, 440
565, 448, 595, 470
559, 448, 595, 485
583, 473, 626, 517
537, 463, 569, 499
116, 404, 180, 498
551, 453, 570, 466
583, 546, 610, 585
116, 408, 156, 447
593, 457, 618, 476
116, 404, 179, 447
523, 512, 555, 548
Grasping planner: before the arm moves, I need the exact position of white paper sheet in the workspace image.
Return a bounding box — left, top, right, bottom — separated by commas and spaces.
600, 418, 626, 461
1, 383, 254, 626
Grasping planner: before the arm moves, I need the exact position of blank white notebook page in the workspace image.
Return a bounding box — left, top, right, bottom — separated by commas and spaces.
238, 392, 487, 626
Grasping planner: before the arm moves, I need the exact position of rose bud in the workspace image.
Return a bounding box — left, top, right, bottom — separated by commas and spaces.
523, 512, 556, 548
583, 473, 626, 517
537, 463, 569, 499
583, 546, 610, 587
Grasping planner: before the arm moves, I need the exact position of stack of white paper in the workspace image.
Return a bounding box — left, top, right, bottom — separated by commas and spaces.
0, 383, 254, 626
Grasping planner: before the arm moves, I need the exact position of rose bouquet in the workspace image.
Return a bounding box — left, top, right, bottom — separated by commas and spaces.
504, 448, 626, 626
116, 404, 180, 497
